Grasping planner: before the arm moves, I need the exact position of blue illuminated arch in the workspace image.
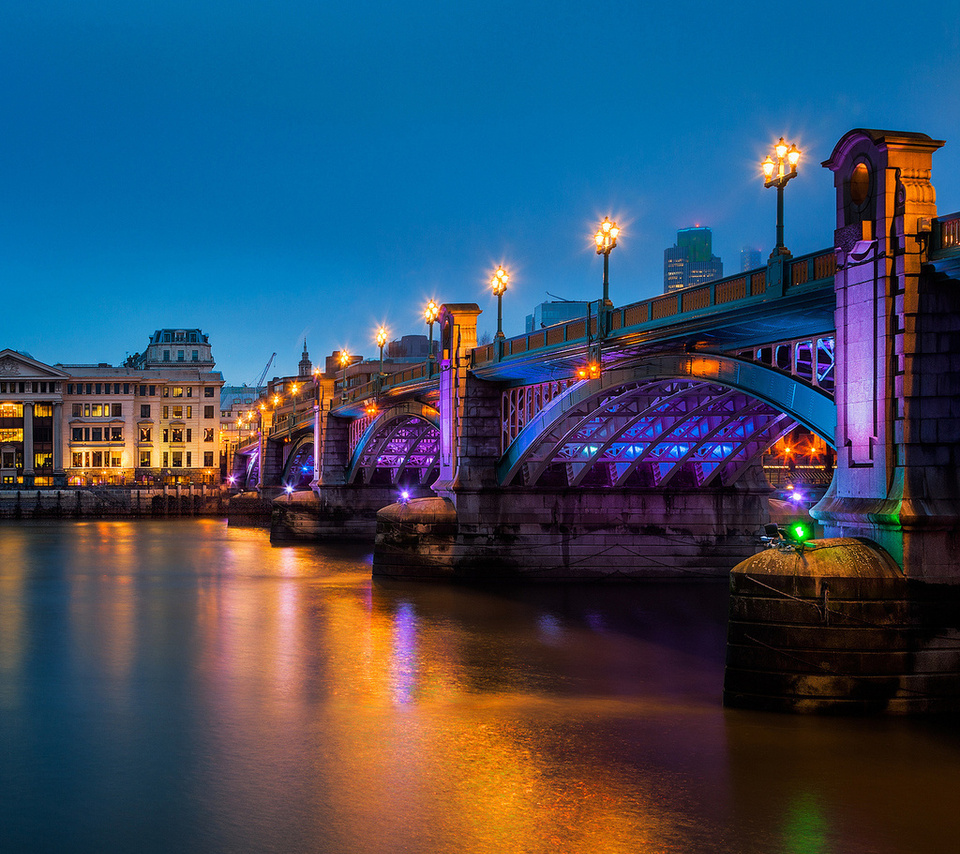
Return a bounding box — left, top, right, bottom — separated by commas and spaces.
498, 354, 835, 487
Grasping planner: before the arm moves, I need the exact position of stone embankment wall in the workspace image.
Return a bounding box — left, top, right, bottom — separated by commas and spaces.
0, 488, 227, 519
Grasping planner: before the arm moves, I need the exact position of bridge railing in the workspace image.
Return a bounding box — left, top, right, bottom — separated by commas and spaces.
933, 211, 960, 251
473, 248, 835, 368
340, 362, 431, 407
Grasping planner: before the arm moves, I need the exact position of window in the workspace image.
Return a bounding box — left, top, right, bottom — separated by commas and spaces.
185, 429, 192, 442
123, 384, 130, 394
163, 387, 170, 398
86, 384, 92, 394
112, 404, 122, 417
162, 406, 169, 419
140, 451, 151, 467
92, 404, 103, 417
72, 428, 83, 442
111, 453, 122, 467
204, 406, 215, 419
140, 405, 151, 418
172, 387, 183, 398
72, 452, 83, 467
203, 428, 213, 442
163, 451, 168, 467
149, 385, 156, 396
185, 452, 192, 467
84, 404, 90, 417
172, 428, 184, 443
162, 428, 169, 443
186, 387, 193, 398
172, 451, 183, 467
67, 384, 74, 394
204, 387, 215, 398
95, 384, 102, 394
139, 385, 147, 396
84, 428, 90, 441
177, 350, 184, 361
163, 332, 171, 343
204, 451, 214, 467
186, 406, 192, 418
72, 404, 82, 417
140, 427, 151, 442
173, 406, 183, 418
92, 451, 103, 467
111, 427, 122, 441
91, 428, 102, 442
163, 350, 170, 361
192, 350, 199, 361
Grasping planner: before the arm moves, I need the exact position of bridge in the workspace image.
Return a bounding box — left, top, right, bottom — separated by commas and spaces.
231, 128, 960, 590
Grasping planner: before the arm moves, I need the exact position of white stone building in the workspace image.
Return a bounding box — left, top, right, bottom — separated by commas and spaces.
0, 328, 224, 487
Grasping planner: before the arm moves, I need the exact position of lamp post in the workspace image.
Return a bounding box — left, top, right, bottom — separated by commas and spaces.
490, 265, 509, 341
424, 299, 440, 376
339, 350, 350, 402
376, 326, 388, 375
594, 216, 620, 308
761, 137, 801, 257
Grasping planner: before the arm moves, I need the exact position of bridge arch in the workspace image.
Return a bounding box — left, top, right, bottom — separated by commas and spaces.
280, 434, 315, 489
497, 354, 835, 488
345, 401, 441, 487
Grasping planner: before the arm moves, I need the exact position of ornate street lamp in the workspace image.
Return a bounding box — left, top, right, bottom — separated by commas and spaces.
339, 350, 350, 401
761, 136, 801, 256
376, 326, 388, 375
424, 299, 440, 375
490, 265, 509, 340
594, 216, 620, 308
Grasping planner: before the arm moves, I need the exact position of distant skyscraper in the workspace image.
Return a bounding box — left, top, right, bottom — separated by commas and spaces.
663, 227, 723, 293
740, 247, 762, 272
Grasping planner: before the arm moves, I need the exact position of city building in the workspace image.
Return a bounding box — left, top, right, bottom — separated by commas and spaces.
0, 328, 224, 488
663, 226, 723, 293
741, 246, 762, 272
525, 300, 590, 332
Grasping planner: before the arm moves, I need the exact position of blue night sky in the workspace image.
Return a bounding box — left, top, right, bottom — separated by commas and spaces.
3, 1, 959, 384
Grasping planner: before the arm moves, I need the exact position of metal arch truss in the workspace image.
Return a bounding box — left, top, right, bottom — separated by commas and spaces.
734, 335, 836, 393
280, 435, 315, 489
497, 355, 836, 489
345, 402, 441, 487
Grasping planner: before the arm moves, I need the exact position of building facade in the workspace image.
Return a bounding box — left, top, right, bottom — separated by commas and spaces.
663, 226, 724, 292
0, 328, 224, 488
740, 246, 762, 272
525, 300, 590, 332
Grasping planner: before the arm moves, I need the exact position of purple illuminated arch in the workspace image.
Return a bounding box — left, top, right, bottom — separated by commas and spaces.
345, 402, 441, 487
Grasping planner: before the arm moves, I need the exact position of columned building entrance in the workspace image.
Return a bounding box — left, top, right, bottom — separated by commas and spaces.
0, 351, 68, 488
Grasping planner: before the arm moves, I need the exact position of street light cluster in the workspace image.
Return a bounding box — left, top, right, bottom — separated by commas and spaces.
761, 136, 801, 256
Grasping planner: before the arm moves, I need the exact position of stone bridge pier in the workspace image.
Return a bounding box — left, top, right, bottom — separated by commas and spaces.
724, 129, 960, 714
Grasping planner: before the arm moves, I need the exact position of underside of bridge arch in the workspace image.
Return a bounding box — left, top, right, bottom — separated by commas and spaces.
280, 435, 314, 489
346, 402, 441, 488
498, 358, 835, 489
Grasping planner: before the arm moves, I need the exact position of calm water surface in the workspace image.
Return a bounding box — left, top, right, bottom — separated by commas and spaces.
1, 519, 958, 853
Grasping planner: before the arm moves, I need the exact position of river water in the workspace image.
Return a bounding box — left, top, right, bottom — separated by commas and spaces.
1, 519, 957, 853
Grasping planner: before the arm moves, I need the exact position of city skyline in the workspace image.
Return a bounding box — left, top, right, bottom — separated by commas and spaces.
2, 2, 959, 384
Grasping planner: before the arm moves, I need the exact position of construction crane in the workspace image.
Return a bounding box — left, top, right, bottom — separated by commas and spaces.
253, 353, 276, 398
